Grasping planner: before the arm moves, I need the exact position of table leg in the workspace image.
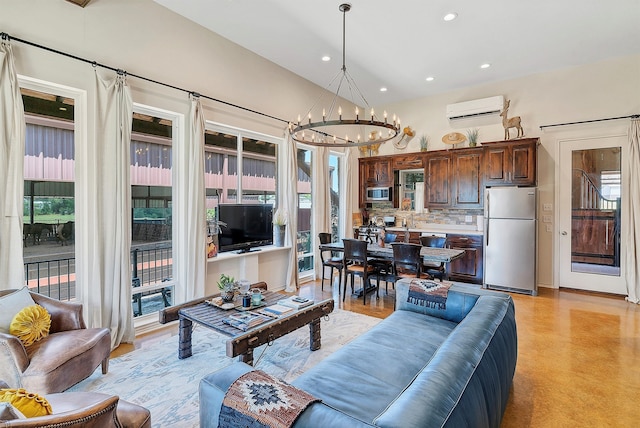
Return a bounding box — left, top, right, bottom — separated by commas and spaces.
309, 317, 321, 351
238, 349, 254, 366
178, 317, 193, 359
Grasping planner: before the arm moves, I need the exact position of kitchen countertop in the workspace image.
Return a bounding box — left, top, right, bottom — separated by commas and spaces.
386, 225, 484, 236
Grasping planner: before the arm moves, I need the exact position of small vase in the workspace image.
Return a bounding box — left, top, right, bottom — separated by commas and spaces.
221, 287, 236, 303
274, 225, 286, 247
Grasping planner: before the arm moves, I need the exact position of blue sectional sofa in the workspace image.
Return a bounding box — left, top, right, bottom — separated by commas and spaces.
199, 279, 517, 428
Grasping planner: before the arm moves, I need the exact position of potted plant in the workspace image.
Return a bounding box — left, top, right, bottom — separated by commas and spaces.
466, 128, 479, 147
273, 208, 287, 247
419, 135, 429, 152
217, 273, 237, 302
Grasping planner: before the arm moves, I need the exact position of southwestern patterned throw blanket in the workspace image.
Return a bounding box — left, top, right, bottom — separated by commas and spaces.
219, 370, 319, 427
407, 279, 452, 309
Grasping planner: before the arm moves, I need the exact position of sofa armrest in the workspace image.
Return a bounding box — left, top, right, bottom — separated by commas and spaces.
0, 332, 29, 384
1, 393, 120, 427
199, 362, 374, 428
30, 294, 85, 332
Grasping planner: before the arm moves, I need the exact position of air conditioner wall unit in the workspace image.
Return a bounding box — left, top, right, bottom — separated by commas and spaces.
446, 95, 504, 120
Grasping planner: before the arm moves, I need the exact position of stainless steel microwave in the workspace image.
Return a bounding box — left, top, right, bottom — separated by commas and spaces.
366, 187, 392, 201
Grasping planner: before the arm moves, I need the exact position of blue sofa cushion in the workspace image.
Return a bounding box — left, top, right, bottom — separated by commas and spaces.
292, 309, 457, 423
373, 295, 517, 428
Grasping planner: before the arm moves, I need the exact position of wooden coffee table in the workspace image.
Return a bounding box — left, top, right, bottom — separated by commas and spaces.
167, 290, 334, 365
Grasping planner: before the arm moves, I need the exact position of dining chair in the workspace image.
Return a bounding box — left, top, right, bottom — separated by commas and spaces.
391, 243, 428, 283
318, 232, 343, 291
342, 239, 380, 305
420, 235, 447, 281
369, 232, 397, 293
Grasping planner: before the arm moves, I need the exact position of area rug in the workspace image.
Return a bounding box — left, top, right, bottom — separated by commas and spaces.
70, 308, 381, 427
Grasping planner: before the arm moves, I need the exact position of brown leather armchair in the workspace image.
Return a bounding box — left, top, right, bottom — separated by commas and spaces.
0, 290, 111, 394
0, 380, 151, 427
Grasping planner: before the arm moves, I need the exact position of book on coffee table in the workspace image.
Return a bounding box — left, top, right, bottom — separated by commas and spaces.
222, 311, 271, 331
278, 296, 314, 309
260, 304, 293, 316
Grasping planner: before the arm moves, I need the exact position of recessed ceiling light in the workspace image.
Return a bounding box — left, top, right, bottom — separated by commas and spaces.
425, 76, 435, 82
480, 63, 491, 69
443, 13, 458, 22
321, 55, 331, 62
380, 87, 388, 92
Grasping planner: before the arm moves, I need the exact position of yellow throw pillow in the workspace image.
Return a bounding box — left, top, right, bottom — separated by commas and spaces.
9, 304, 51, 347
0, 388, 52, 418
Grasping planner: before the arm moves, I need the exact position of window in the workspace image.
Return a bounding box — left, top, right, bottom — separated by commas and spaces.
21, 85, 77, 301
297, 148, 313, 275
130, 106, 176, 317
204, 124, 278, 206
204, 123, 279, 249
329, 153, 341, 242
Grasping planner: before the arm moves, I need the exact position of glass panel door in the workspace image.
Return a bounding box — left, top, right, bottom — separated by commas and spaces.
559, 135, 626, 294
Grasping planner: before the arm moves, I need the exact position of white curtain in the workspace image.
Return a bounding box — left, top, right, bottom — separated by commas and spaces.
0, 40, 25, 289
279, 131, 299, 292
90, 71, 134, 348
625, 119, 640, 304
343, 147, 355, 236
175, 95, 206, 302
313, 146, 331, 276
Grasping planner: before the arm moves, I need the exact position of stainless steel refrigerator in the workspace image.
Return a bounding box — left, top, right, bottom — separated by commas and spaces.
483, 187, 537, 295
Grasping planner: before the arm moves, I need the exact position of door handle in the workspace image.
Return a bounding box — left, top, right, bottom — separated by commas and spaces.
485, 219, 489, 246
561, 231, 568, 236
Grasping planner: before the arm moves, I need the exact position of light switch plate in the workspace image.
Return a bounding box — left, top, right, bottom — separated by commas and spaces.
546, 224, 552, 232
543, 215, 552, 223
543, 203, 552, 211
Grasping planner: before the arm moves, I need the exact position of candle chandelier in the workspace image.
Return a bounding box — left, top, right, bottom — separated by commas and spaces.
288, 3, 402, 148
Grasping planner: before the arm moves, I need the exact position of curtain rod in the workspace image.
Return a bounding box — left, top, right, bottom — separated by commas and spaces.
0, 31, 289, 125
540, 114, 639, 130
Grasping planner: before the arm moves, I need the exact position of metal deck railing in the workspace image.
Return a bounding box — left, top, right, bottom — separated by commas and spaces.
24, 244, 173, 316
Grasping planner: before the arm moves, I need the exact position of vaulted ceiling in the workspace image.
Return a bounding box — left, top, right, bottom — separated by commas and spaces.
153, 0, 640, 106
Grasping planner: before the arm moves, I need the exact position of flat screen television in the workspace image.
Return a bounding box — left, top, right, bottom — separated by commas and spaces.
218, 204, 273, 253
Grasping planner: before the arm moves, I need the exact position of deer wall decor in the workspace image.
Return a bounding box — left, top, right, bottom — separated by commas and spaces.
500, 99, 524, 140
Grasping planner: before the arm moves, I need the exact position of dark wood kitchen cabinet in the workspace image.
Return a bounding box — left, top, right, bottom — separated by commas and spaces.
425, 152, 452, 208
362, 157, 393, 187
392, 154, 424, 170
483, 138, 538, 186
452, 148, 484, 209
359, 157, 393, 206
446, 234, 483, 284
393, 230, 421, 244
425, 148, 483, 209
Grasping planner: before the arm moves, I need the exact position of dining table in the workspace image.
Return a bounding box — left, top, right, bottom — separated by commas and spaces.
319, 241, 465, 263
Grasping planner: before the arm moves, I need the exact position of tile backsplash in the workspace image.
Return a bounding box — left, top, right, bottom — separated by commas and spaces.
365, 202, 483, 228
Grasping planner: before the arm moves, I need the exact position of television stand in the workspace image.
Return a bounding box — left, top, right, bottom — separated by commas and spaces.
236, 248, 262, 254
